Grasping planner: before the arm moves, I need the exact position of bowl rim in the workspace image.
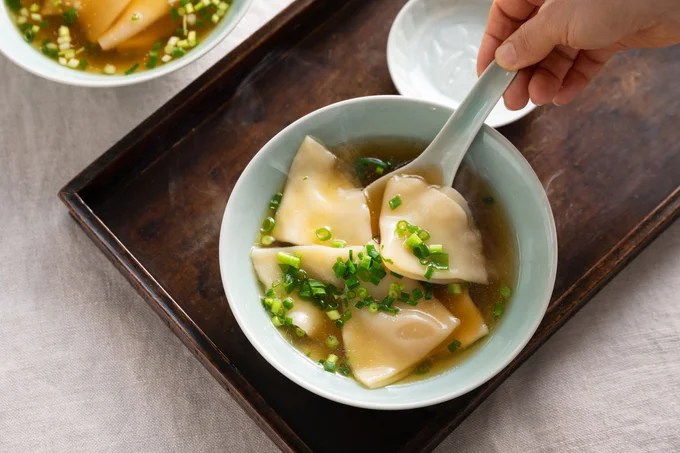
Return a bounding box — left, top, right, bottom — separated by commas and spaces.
219, 95, 558, 409
0, 0, 252, 87
385, 0, 537, 128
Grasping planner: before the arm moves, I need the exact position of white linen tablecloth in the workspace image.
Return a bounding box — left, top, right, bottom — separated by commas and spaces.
1, 1, 679, 451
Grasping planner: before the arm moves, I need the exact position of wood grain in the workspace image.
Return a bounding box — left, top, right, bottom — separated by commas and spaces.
60, 0, 680, 451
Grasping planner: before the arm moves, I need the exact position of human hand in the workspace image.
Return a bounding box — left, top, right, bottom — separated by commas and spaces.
478, 0, 680, 109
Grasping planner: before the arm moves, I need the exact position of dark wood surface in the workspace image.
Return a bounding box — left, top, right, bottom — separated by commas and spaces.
59, 0, 680, 452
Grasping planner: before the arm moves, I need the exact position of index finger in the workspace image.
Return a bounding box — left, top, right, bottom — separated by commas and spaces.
477, 0, 542, 76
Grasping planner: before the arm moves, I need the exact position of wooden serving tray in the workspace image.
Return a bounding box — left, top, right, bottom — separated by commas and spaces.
59, 0, 680, 451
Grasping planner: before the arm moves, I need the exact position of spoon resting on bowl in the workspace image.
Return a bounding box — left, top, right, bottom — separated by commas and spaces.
363, 61, 518, 207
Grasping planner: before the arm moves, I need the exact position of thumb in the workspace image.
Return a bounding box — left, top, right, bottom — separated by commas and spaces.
495, 11, 563, 70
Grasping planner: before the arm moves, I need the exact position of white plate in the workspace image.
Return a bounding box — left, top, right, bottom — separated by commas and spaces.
387, 0, 536, 128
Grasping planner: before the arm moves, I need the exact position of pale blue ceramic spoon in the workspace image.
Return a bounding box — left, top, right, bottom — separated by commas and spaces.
364, 61, 517, 201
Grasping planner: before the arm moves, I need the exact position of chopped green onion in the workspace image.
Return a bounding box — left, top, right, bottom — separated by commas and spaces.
269, 192, 283, 211
368, 303, 379, 313
412, 243, 430, 259
309, 279, 326, 297
326, 310, 341, 321
447, 339, 462, 353
323, 354, 339, 372
354, 301, 365, 309
332, 261, 347, 279
375, 166, 384, 175
424, 266, 435, 280
260, 216, 275, 233
344, 276, 360, 290
261, 235, 274, 246
424, 283, 433, 300
388, 195, 402, 210
315, 227, 332, 241
405, 233, 423, 248
284, 317, 293, 326
271, 316, 283, 327
429, 253, 449, 270
411, 288, 423, 300
338, 361, 351, 376
124, 63, 139, 75
295, 327, 306, 337
500, 285, 512, 299
282, 298, 294, 310
276, 252, 301, 269
417, 229, 431, 241
429, 244, 443, 254
270, 299, 282, 315
62, 7, 77, 25
390, 271, 403, 279
335, 319, 344, 328
346, 290, 356, 299
357, 287, 368, 298
326, 335, 339, 349
493, 302, 504, 318
414, 361, 431, 375
78, 59, 88, 70
448, 283, 463, 295
331, 239, 346, 248
396, 220, 410, 234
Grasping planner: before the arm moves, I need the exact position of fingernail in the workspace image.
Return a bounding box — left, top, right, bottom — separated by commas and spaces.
495, 42, 517, 67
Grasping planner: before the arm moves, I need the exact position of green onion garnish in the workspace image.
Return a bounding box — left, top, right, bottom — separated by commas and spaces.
429, 253, 449, 270
338, 361, 351, 376
62, 7, 77, 24
326, 335, 339, 349
276, 252, 301, 269
405, 233, 423, 248
388, 195, 402, 210
414, 361, 431, 375
368, 303, 379, 313
448, 283, 462, 295
295, 327, 306, 337
346, 291, 356, 299
417, 229, 431, 241
271, 316, 283, 327
124, 63, 140, 75
412, 243, 430, 259
357, 287, 368, 298
261, 235, 274, 246
331, 239, 346, 248
323, 354, 339, 372
315, 227, 332, 241
333, 260, 347, 278
326, 310, 341, 321
424, 283, 433, 300
493, 302, 504, 318
282, 298, 294, 310
411, 288, 423, 301
447, 339, 462, 352
269, 192, 283, 211
424, 266, 435, 280
396, 220, 410, 235
500, 285, 512, 299
429, 244, 443, 254
344, 276, 360, 290
260, 216, 275, 233
354, 301, 365, 309
390, 271, 403, 279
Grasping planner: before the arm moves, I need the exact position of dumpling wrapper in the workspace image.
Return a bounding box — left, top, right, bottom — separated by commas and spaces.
272, 137, 373, 247
343, 274, 460, 389
434, 288, 488, 353
379, 175, 488, 284
98, 0, 175, 51
75, 0, 135, 42
115, 16, 176, 51
251, 245, 362, 339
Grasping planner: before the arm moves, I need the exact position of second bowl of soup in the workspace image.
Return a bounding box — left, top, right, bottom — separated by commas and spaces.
0, 0, 252, 86
219, 95, 557, 409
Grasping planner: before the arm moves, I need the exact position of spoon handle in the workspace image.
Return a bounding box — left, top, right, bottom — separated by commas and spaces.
427, 61, 517, 186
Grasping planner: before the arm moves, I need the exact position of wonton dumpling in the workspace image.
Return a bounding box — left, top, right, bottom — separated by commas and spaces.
251, 245, 361, 338
435, 289, 488, 353
115, 16, 176, 51
343, 274, 459, 388
272, 137, 372, 246
380, 176, 488, 284
98, 0, 175, 51
76, 0, 135, 42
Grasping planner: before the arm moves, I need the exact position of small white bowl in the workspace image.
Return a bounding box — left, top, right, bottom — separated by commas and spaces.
0, 0, 252, 87
387, 0, 536, 127
219, 96, 557, 410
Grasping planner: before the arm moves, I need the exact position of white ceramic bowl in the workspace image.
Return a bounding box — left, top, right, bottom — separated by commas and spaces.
0, 0, 252, 87
219, 96, 557, 410
387, 0, 537, 127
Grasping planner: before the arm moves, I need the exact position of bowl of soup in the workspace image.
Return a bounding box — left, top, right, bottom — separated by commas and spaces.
0, 0, 252, 86
219, 95, 557, 409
